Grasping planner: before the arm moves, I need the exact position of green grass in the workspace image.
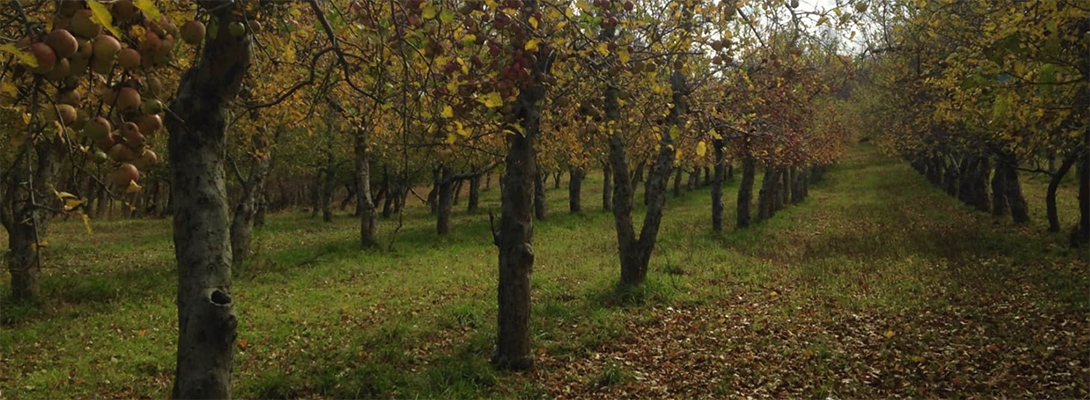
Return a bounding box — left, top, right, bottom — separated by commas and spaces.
1, 145, 1086, 398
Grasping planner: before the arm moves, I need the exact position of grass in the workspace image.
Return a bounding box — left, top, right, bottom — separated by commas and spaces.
1, 145, 1086, 398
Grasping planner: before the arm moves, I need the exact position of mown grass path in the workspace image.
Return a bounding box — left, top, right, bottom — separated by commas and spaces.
2, 146, 1086, 399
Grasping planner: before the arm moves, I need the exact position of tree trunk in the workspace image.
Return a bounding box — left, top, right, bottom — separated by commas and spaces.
5, 138, 62, 302
673, 166, 682, 197
703, 166, 711, 187
602, 161, 612, 211
554, 171, 561, 189
534, 171, 547, 221
355, 126, 377, 247
1073, 154, 1090, 247
998, 155, 1029, 224
737, 156, 756, 229
468, 174, 481, 213
166, 9, 249, 397
778, 166, 790, 210
428, 167, 440, 215
943, 159, 959, 197
970, 157, 991, 213
254, 192, 267, 229
992, 158, 1009, 217
758, 164, 776, 221
493, 2, 547, 366
1047, 156, 1075, 232
382, 184, 396, 218
453, 179, 464, 206
569, 167, 584, 214
437, 166, 454, 236
610, 60, 683, 287
340, 182, 355, 211
229, 130, 274, 265
711, 140, 725, 233
485, 171, 491, 190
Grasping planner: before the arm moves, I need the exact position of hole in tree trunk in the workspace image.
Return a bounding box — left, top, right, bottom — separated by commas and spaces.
210, 289, 232, 306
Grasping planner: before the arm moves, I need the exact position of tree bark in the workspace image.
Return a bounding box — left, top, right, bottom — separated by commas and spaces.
943, 158, 959, 197
355, 126, 377, 247
1073, 154, 1090, 247
493, 1, 548, 366
166, 8, 249, 397
703, 166, 712, 187
1047, 156, 1075, 232
468, 174, 481, 213
5, 137, 63, 302
992, 157, 1009, 217
602, 161, 612, 211
569, 167, 584, 214
428, 167, 440, 215
998, 155, 1029, 224
554, 171, 562, 189
609, 60, 683, 287
758, 164, 775, 221
437, 166, 454, 236
711, 140, 725, 233
737, 156, 755, 229
230, 128, 275, 265
453, 179, 463, 206
534, 170, 547, 221
673, 166, 682, 197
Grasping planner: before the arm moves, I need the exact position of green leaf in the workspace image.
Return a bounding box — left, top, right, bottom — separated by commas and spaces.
1038, 64, 1056, 84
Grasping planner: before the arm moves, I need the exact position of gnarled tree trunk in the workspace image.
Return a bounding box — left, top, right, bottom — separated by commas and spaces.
166, 7, 249, 397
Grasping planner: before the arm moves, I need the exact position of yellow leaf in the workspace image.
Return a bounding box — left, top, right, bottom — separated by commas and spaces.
126, 181, 142, 193
696, 141, 707, 157
445, 133, 457, 144
133, 0, 162, 21
884, 330, 895, 339
0, 43, 37, 68
597, 42, 610, 57
455, 121, 470, 137
0, 82, 16, 98
422, 5, 437, 19
525, 39, 541, 52
442, 105, 454, 118
87, 1, 122, 37
64, 198, 83, 211
529, 16, 539, 29
479, 92, 503, 108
